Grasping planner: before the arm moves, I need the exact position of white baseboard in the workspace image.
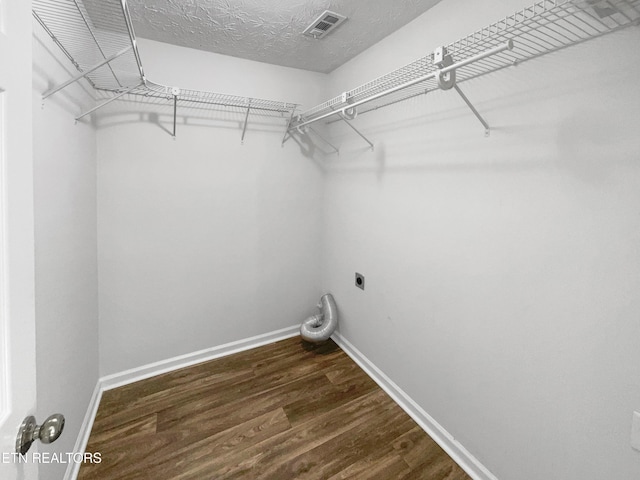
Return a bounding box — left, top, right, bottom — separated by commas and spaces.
330, 331, 499, 480
100, 324, 300, 391
64, 324, 299, 480
63, 382, 103, 480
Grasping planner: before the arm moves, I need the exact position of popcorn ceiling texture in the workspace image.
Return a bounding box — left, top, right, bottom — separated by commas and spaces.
128, 0, 443, 73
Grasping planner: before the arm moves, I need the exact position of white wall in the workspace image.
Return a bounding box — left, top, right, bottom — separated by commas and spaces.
34, 2, 639, 477
97, 39, 327, 375
32, 23, 99, 480
323, 0, 640, 479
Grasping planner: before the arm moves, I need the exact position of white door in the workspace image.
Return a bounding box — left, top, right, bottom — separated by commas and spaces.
0, 0, 38, 478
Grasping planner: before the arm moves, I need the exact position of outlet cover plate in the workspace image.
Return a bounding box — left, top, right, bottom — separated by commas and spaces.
355, 272, 365, 290
632, 411, 640, 452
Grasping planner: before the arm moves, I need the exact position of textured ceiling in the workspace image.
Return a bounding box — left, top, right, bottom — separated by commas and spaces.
127, 0, 443, 73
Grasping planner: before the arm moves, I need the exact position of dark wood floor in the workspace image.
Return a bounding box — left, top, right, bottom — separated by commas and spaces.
79, 337, 470, 480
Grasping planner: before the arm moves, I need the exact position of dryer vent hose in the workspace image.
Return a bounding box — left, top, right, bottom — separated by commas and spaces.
300, 294, 338, 343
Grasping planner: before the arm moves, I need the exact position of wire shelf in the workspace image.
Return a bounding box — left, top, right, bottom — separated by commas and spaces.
139, 82, 297, 115
292, 0, 640, 129
32, 0, 298, 119
33, 0, 144, 92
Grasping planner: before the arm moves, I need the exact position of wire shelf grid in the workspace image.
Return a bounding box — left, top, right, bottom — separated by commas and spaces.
33, 0, 298, 118
294, 0, 640, 128
33, 0, 639, 127
33, 0, 144, 91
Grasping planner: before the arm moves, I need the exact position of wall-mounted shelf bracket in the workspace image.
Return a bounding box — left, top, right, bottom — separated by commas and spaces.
338, 113, 374, 151
76, 83, 142, 121
281, 110, 296, 147
170, 87, 180, 138
308, 127, 339, 156
434, 47, 490, 136
241, 100, 251, 144
43, 46, 132, 100
172, 95, 178, 138
453, 84, 491, 137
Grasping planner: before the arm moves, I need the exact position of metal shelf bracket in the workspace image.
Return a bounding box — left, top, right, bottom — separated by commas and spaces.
172, 95, 178, 138
453, 84, 491, 137
338, 113, 374, 151
308, 127, 339, 156
170, 87, 180, 138
43, 46, 132, 100
281, 110, 296, 147
76, 83, 141, 121
241, 100, 251, 144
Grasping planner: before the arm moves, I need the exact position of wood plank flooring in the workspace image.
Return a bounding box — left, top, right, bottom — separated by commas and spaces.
79, 337, 470, 480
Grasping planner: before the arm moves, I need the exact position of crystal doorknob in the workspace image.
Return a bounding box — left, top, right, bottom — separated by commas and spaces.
15, 414, 65, 455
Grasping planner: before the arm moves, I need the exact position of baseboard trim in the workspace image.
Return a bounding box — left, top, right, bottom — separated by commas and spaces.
100, 325, 300, 391
63, 381, 103, 480
330, 331, 499, 480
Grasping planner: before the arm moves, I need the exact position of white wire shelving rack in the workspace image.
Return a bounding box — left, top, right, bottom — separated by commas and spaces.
287, 0, 640, 149
32, 0, 298, 140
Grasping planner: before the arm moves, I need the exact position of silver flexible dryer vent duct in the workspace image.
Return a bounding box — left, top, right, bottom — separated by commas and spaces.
300, 294, 338, 343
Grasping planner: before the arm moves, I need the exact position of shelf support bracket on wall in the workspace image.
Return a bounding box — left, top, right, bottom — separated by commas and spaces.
453, 84, 491, 137
43, 46, 132, 100
241, 100, 251, 144
173, 94, 178, 138
281, 110, 296, 147
309, 127, 339, 156
338, 113, 374, 151
76, 83, 141, 121
170, 87, 181, 138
